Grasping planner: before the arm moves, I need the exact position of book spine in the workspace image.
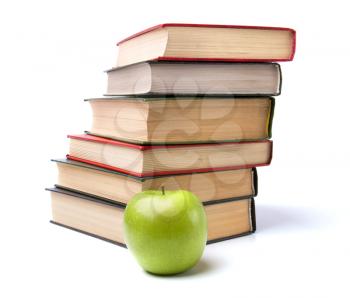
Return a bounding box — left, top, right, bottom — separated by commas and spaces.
267, 97, 275, 139
250, 198, 256, 232
252, 168, 258, 197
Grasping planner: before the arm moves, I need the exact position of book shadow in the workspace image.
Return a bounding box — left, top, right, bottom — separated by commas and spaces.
147, 204, 330, 278
256, 204, 329, 232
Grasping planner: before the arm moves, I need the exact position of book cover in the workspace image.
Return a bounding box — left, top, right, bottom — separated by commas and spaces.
47, 187, 256, 246
52, 158, 259, 200
117, 23, 296, 62
67, 134, 273, 178
105, 61, 282, 97
85, 96, 275, 144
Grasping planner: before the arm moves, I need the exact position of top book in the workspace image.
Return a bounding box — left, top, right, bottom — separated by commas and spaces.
116, 23, 296, 67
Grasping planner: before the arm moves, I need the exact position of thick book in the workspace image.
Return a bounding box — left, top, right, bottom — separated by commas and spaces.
67, 134, 273, 177
52, 158, 258, 205
47, 187, 256, 246
116, 23, 296, 67
86, 96, 275, 144
105, 62, 282, 96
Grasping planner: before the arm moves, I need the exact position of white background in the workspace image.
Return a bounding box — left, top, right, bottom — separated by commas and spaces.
1, 0, 349, 297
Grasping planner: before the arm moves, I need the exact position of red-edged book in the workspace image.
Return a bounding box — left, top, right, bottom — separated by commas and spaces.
116, 23, 296, 67
67, 134, 272, 178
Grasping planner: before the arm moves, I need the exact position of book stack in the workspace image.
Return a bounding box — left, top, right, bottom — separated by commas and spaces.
47, 24, 295, 246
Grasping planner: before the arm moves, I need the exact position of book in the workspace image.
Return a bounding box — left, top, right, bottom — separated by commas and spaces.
116, 23, 296, 67
106, 62, 281, 96
47, 187, 256, 246
86, 96, 275, 144
52, 158, 257, 205
67, 134, 273, 177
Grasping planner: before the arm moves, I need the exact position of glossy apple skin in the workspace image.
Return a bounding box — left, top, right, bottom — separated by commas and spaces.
123, 190, 207, 275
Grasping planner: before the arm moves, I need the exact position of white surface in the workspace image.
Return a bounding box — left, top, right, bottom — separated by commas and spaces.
1, 0, 349, 297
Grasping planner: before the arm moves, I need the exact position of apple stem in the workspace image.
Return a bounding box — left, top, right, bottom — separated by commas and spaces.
161, 186, 165, 195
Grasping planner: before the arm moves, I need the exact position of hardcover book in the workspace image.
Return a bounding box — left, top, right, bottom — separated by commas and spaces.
116, 23, 296, 67
47, 187, 256, 246
52, 158, 258, 205
86, 96, 275, 144
67, 134, 273, 177
105, 62, 282, 96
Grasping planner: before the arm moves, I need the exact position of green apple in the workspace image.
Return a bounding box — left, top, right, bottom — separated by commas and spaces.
123, 188, 207, 275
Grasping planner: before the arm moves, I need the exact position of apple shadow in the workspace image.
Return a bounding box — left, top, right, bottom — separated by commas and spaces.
146, 257, 222, 278
177, 257, 221, 277
256, 204, 331, 232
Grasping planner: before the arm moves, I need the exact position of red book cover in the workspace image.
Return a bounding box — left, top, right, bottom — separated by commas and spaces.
67, 134, 273, 178
117, 23, 296, 62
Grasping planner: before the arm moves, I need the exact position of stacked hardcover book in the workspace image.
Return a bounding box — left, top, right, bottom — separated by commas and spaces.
47, 24, 295, 246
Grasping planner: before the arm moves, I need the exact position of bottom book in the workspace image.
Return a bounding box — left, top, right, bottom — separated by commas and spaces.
47, 187, 256, 246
